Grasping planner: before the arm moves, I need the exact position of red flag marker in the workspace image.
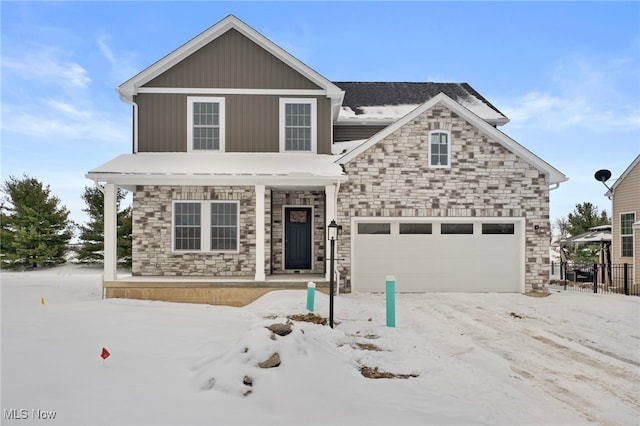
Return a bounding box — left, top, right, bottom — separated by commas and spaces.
101, 347, 110, 360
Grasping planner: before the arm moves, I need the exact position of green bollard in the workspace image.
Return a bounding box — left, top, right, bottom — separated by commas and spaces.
386, 275, 395, 327
306, 282, 316, 312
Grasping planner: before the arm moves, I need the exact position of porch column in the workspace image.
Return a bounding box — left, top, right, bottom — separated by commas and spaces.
325, 184, 336, 280
103, 183, 118, 282
255, 185, 266, 281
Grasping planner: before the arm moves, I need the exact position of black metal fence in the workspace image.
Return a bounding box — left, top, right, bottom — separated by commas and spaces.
550, 262, 637, 296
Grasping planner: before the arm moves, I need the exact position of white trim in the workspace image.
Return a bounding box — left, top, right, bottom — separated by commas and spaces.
428, 130, 451, 169
279, 98, 317, 153
103, 184, 118, 281
619, 211, 635, 258
325, 184, 337, 280
171, 200, 240, 253
118, 15, 344, 102
255, 185, 266, 281
87, 174, 346, 192
138, 87, 327, 96
187, 96, 226, 152
336, 93, 567, 186
282, 205, 314, 271
350, 216, 526, 293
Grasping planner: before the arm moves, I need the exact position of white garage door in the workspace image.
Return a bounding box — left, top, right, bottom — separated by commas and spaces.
353, 219, 523, 293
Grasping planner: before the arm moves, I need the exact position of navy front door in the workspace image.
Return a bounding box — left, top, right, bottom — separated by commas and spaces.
284, 207, 312, 270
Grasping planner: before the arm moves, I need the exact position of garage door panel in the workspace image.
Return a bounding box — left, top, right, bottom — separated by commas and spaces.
353, 219, 522, 293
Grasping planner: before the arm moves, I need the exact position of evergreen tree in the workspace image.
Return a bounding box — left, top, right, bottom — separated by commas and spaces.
76, 186, 132, 267
557, 202, 610, 237
117, 205, 132, 267
1, 175, 74, 269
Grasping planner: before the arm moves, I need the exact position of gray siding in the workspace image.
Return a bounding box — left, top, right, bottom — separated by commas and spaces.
144, 29, 321, 90
333, 124, 387, 142
136, 94, 332, 154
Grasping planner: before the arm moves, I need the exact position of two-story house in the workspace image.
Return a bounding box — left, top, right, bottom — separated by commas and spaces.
87, 15, 567, 305
608, 155, 639, 286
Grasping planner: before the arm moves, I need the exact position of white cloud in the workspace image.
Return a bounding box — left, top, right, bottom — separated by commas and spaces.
498, 55, 640, 132
2, 101, 129, 145
3, 47, 91, 88
97, 37, 116, 64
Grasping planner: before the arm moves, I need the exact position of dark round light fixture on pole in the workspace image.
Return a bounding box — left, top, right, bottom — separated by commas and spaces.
328, 219, 339, 328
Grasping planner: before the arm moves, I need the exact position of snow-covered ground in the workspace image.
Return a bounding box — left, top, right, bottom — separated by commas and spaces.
2, 265, 639, 425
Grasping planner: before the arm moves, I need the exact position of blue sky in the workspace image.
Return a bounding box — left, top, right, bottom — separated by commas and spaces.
2, 1, 639, 233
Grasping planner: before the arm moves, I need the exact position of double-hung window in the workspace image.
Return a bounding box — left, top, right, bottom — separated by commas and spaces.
187, 97, 225, 151
429, 130, 450, 168
620, 212, 635, 257
173, 201, 239, 252
279, 98, 317, 152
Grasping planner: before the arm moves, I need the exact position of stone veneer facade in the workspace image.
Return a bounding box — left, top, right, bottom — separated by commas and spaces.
132, 185, 269, 276
335, 103, 551, 293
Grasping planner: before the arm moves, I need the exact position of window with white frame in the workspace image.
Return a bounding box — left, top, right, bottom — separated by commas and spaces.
620, 212, 635, 257
279, 98, 317, 152
173, 201, 239, 252
210, 202, 238, 251
429, 130, 450, 168
187, 97, 225, 151
174, 202, 202, 251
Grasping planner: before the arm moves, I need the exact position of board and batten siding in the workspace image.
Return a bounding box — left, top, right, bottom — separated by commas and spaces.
143, 29, 321, 90
611, 160, 639, 284
135, 94, 332, 154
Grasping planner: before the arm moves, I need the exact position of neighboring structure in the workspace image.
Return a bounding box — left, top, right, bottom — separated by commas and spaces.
608, 155, 640, 285
86, 15, 567, 304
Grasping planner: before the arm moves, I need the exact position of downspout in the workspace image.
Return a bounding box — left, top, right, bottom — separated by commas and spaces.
119, 94, 139, 153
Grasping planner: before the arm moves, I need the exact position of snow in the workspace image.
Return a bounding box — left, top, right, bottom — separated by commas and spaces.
457, 97, 507, 122
87, 153, 344, 178
338, 105, 419, 121
2, 265, 639, 425
331, 139, 366, 155
337, 97, 507, 124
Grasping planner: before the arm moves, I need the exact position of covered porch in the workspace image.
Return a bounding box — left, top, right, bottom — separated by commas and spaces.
86, 153, 346, 305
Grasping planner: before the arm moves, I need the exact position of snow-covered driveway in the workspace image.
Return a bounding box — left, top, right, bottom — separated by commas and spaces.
1, 266, 639, 425
395, 293, 640, 425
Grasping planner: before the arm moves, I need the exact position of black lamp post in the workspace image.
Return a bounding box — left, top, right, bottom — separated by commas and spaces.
328, 219, 339, 328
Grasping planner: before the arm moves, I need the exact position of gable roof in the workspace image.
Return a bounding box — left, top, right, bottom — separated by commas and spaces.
336, 92, 567, 185
334, 82, 509, 126
610, 154, 640, 193
117, 15, 344, 102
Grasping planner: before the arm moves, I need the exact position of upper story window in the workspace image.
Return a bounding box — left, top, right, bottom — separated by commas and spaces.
173, 201, 239, 252
280, 98, 317, 153
187, 97, 225, 152
620, 212, 635, 257
429, 130, 451, 168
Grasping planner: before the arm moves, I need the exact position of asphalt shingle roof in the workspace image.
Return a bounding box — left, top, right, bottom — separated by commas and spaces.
333, 82, 506, 119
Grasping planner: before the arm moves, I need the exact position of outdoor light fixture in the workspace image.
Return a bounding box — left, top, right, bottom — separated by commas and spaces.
328, 219, 339, 328
328, 219, 339, 241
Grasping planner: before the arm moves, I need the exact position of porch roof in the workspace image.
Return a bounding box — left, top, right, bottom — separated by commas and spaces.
86, 152, 346, 189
